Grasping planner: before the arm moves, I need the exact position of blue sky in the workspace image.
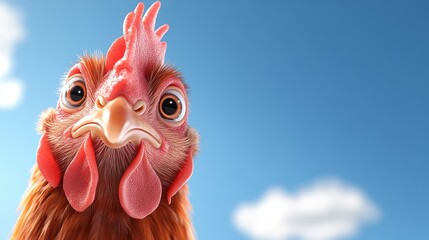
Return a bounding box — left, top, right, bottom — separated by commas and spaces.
0, 0, 428, 239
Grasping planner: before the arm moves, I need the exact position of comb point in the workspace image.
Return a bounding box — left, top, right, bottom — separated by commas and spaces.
134, 2, 144, 19
155, 24, 169, 39
143, 1, 161, 30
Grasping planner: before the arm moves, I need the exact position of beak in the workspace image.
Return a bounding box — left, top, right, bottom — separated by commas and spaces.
71, 96, 161, 149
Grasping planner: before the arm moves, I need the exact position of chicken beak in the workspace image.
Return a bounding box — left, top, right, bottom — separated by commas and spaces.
71, 96, 161, 149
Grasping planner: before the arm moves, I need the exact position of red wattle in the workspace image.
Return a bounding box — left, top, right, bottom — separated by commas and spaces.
63, 135, 99, 212
119, 143, 162, 219
37, 132, 62, 188
167, 147, 194, 204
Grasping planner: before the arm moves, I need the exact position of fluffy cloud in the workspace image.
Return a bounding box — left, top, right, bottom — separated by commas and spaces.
233, 179, 380, 240
0, 2, 25, 109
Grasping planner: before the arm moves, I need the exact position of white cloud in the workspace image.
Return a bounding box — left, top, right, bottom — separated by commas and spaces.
0, 2, 25, 109
233, 178, 380, 240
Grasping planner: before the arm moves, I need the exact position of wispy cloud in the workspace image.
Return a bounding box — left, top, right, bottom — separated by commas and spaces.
0, 2, 25, 109
233, 178, 380, 240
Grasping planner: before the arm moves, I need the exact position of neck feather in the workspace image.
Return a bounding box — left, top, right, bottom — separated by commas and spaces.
11, 166, 195, 240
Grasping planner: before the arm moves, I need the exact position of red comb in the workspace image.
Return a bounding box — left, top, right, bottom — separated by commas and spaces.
106, 1, 169, 74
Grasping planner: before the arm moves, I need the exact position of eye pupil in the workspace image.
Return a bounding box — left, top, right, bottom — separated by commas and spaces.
62, 77, 87, 109
162, 98, 178, 116
70, 86, 84, 102
159, 90, 186, 122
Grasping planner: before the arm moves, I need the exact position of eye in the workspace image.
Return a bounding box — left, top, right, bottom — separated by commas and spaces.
159, 88, 186, 122
62, 76, 87, 108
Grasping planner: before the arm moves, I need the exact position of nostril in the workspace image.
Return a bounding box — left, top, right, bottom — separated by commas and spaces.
95, 96, 107, 110
133, 100, 146, 115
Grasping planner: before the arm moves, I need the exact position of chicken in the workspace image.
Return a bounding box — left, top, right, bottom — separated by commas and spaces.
11, 2, 198, 239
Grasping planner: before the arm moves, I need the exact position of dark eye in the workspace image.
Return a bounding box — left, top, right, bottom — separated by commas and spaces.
159, 89, 186, 122
62, 76, 87, 108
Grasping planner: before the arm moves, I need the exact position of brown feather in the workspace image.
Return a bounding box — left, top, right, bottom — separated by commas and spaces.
11, 166, 195, 240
